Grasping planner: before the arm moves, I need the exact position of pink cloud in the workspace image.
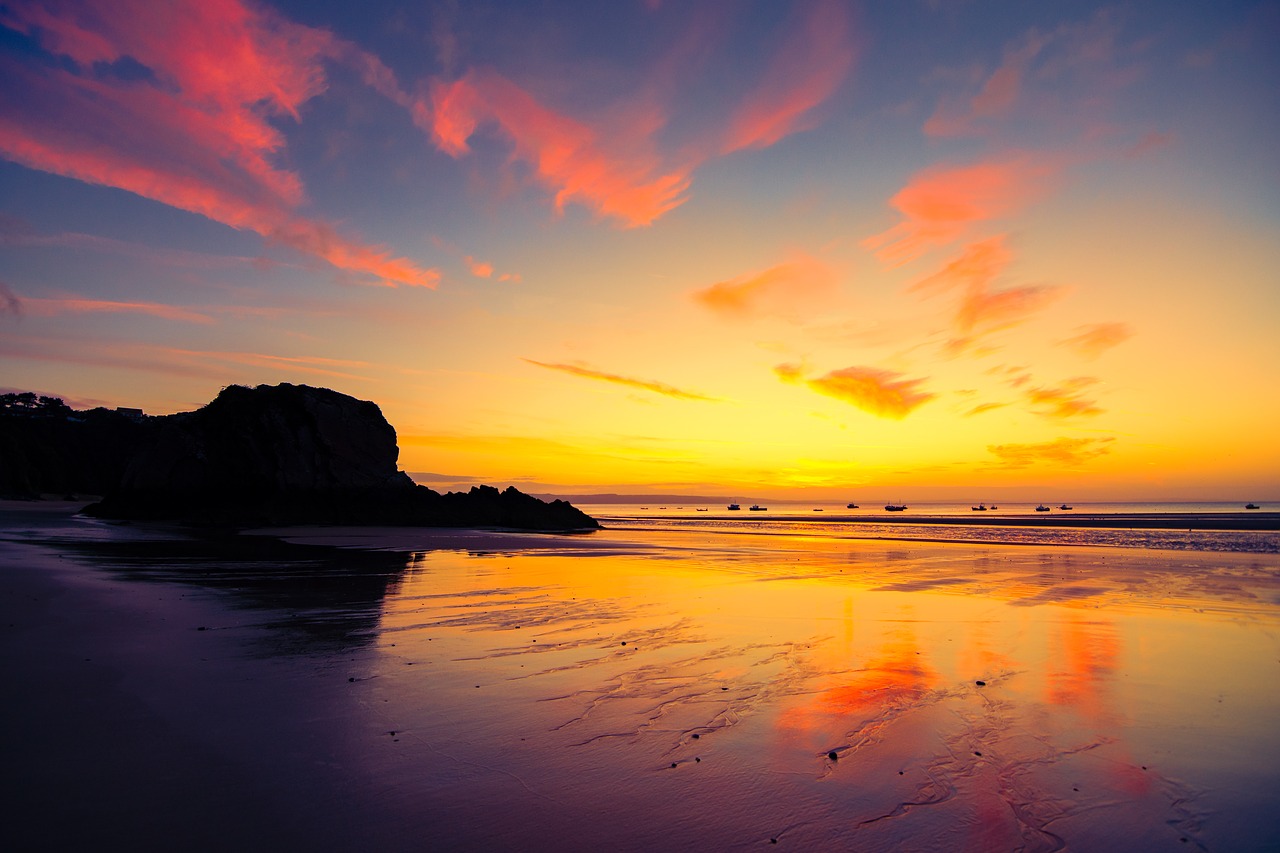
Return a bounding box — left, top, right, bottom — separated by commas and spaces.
863, 157, 1057, 267
0, 0, 436, 288
720, 0, 854, 153
420, 2, 853, 228
692, 255, 837, 319
523, 359, 717, 402
1058, 322, 1134, 359
422, 69, 692, 228
775, 363, 935, 419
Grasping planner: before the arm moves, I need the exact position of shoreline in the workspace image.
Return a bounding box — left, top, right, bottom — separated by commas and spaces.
597, 510, 1280, 531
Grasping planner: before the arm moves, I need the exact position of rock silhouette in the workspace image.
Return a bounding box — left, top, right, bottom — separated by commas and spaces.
5, 383, 596, 530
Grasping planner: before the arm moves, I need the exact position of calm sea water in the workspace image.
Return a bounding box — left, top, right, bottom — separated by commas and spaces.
589, 501, 1280, 554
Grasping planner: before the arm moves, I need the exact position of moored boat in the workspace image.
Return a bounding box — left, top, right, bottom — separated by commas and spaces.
1035, 504, 1051, 512
727, 503, 741, 511
749, 505, 767, 511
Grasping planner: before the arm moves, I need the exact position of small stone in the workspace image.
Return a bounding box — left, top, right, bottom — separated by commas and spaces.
695, 757, 701, 763
974, 751, 982, 757
828, 751, 839, 761
770, 838, 778, 844
348, 677, 355, 682
975, 680, 986, 686
692, 733, 700, 739
671, 762, 677, 768
197, 626, 206, 631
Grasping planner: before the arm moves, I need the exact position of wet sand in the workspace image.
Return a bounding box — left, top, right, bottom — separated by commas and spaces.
4, 502, 1279, 851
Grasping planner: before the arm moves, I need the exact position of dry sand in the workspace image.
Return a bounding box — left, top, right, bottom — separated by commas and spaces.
3, 502, 1279, 851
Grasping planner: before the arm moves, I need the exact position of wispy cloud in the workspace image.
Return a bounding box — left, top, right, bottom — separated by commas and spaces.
862, 157, 1057, 267
987, 436, 1115, 468
423, 68, 692, 228
925, 32, 1050, 137
421, 2, 853, 227
522, 359, 717, 402
1026, 377, 1103, 418
775, 363, 935, 419
910, 235, 1064, 348
0, 334, 375, 382
16, 295, 216, 325
0, 280, 21, 316
720, 0, 854, 153
0, 0, 436, 287
1058, 322, 1133, 359
965, 401, 1007, 417
692, 254, 837, 319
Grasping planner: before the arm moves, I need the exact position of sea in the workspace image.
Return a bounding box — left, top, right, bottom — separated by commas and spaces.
584, 500, 1280, 554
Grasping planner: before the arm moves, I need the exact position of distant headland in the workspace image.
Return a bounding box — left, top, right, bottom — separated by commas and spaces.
0, 384, 598, 531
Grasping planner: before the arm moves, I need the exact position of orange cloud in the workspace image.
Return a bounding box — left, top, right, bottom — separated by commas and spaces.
965, 402, 1007, 417
522, 359, 717, 402
1026, 377, 1103, 418
987, 436, 1115, 468
909, 234, 1012, 296
692, 255, 837, 319
464, 256, 494, 278
422, 69, 692, 228
17, 296, 215, 325
1058, 322, 1133, 359
912, 235, 1064, 347
720, 0, 854, 153
956, 282, 1064, 337
863, 158, 1057, 266
0, 1, 437, 288
776, 363, 935, 419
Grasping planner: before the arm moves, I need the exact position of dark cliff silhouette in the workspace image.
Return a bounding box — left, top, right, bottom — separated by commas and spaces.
3, 384, 597, 530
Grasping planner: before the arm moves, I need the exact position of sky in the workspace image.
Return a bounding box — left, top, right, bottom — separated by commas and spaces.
1, 0, 1278, 502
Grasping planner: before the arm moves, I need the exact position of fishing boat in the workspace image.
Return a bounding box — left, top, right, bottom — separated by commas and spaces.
846, 503, 859, 509
749, 505, 767, 511
1059, 504, 1073, 510
885, 503, 907, 512
971, 503, 987, 511
1246, 503, 1260, 509
727, 503, 741, 511
1035, 504, 1051, 512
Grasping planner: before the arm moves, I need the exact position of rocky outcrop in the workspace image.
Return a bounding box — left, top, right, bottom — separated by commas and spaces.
0, 397, 151, 498
50, 383, 594, 530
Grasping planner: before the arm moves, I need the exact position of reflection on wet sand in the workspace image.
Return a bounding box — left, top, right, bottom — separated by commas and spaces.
5, 509, 1279, 851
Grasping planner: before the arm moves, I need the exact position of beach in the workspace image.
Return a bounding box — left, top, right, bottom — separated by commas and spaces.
4, 501, 1279, 851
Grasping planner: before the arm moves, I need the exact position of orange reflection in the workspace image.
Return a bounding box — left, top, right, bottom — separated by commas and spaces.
777, 632, 938, 749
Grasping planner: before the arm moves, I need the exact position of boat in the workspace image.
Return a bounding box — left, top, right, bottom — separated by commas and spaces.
885, 503, 907, 512
727, 503, 741, 511
1059, 504, 1073, 510
971, 503, 987, 511
990, 505, 998, 510
749, 505, 767, 511
696, 508, 708, 512
846, 503, 859, 509
1246, 503, 1260, 510
1035, 504, 1051, 512
813, 508, 824, 511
